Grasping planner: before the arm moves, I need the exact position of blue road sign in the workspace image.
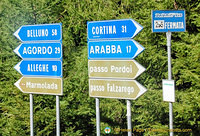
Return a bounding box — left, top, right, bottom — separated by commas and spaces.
152, 10, 186, 32
14, 23, 62, 42
14, 42, 62, 60
87, 19, 143, 40
88, 40, 144, 59
14, 60, 62, 77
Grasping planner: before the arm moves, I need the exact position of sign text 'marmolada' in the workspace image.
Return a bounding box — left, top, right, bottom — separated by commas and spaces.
14, 77, 63, 95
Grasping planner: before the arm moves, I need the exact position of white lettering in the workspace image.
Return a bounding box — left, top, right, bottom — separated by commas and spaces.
106, 45, 110, 53
89, 66, 108, 74
110, 65, 132, 73
107, 83, 134, 95
91, 25, 117, 35
111, 45, 116, 53
92, 27, 95, 35
89, 45, 122, 55
26, 82, 58, 90
165, 22, 184, 29
90, 85, 104, 92
22, 46, 53, 55
90, 46, 94, 54
27, 64, 49, 72
27, 29, 48, 38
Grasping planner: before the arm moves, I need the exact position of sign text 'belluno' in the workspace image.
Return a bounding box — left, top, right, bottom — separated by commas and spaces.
14, 23, 62, 42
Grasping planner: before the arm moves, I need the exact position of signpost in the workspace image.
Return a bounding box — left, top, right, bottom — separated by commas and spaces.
14, 42, 62, 59
14, 60, 62, 77
14, 23, 62, 42
14, 23, 62, 136
87, 19, 145, 136
152, 10, 186, 32
162, 79, 175, 102
15, 77, 63, 95
87, 19, 143, 40
152, 10, 186, 136
88, 60, 145, 79
89, 79, 147, 100
88, 40, 144, 59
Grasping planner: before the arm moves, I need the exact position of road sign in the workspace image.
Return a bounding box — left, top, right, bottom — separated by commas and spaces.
89, 79, 147, 99
14, 23, 62, 42
152, 10, 186, 32
14, 42, 62, 59
14, 77, 63, 95
162, 79, 175, 102
87, 19, 143, 40
88, 40, 144, 59
14, 60, 62, 77
88, 60, 145, 79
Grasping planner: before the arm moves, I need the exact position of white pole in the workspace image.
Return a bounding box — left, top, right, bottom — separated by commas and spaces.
166, 31, 173, 136
56, 96, 60, 136
127, 100, 132, 136
96, 98, 100, 136
30, 94, 34, 136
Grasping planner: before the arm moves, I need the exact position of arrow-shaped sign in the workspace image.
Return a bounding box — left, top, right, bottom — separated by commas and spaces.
89, 79, 147, 100
14, 42, 62, 60
14, 77, 63, 95
14, 60, 62, 77
14, 23, 62, 42
87, 19, 143, 40
88, 40, 144, 59
88, 60, 145, 79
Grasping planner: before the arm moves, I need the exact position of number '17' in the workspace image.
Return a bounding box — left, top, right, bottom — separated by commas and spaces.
126, 45, 131, 53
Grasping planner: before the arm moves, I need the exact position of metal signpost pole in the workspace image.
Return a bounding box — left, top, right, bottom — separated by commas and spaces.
152, 10, 186, 136
87, 19, 144, 136
166, 31, 173, 136
127, 100, 132, 136
30, 94, 34, 136
56, 96, 60, 136
14, 23, 63, 135
96, 98, 100, 136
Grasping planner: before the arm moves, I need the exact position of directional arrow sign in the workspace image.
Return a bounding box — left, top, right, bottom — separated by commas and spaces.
89, 79, 147, 100
88, 40, 144, 59
87, 19, 143, 40
14, 60, 62, 77
14, 23, 62, 42
88, 60, 145, 79
14, 42, 62, 59
14, 77, 63, 95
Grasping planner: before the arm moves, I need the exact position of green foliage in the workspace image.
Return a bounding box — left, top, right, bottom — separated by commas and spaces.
0, 0, 199, 135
